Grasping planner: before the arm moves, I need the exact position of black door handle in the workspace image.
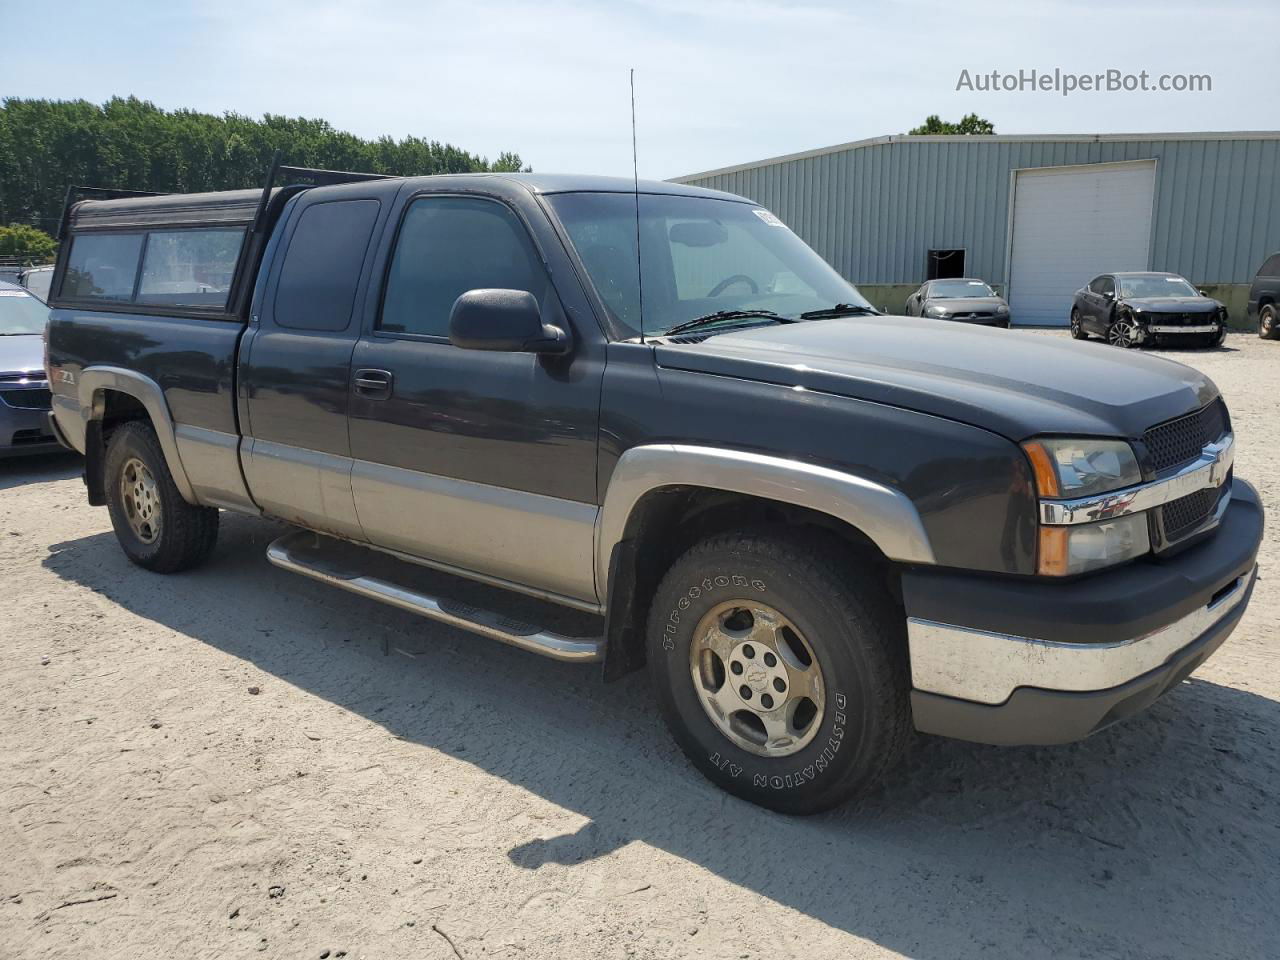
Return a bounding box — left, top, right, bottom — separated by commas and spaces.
353, 368, 393, 400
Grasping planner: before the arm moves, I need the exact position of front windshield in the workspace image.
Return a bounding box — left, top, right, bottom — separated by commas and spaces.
0, 288, 49, 335
547, 192, 871, 337
931, 279, 994, 298
1118, 275, 1198, 298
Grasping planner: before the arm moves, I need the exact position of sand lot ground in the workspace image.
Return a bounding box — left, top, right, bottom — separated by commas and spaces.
2, 331, 1278, 960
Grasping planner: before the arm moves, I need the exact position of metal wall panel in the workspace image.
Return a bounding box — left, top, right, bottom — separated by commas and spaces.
676, 135, 1280, 286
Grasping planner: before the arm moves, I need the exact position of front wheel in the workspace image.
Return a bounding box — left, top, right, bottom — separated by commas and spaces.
104, 421, 219, 572
1106, 312, 1140, 348
1260, 304, 1279, 340
646, 530, 910, 814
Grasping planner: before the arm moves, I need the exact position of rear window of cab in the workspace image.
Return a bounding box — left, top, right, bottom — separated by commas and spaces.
61, 227, 245, 311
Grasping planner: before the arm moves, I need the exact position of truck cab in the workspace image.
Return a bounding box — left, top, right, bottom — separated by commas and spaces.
45, 170, 1264, 813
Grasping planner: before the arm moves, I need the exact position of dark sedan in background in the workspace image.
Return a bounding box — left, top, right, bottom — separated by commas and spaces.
0, 280, 59, 456
903, 278, 1011, 327
1070, 272, 1227, 348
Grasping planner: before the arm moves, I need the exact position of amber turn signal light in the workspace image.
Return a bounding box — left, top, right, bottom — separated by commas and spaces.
1021, 440, 1061, 498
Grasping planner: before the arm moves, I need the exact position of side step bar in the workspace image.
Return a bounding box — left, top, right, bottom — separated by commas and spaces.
266, 530, 605, 663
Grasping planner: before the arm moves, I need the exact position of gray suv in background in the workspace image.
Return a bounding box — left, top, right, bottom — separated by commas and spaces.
1251, 252, 1280, 339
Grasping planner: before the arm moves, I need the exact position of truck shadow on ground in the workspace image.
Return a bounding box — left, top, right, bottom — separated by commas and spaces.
44, 513, 1279, 958
0, 452, 80, 492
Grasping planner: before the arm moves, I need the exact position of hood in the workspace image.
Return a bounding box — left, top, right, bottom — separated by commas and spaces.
925, 297, 1006, 312
654, 315, 1217, 441
1121, 296, 1219, 313
0, 334, 45, 378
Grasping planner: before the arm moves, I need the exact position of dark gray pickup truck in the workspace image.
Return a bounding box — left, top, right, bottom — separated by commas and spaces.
45, 168, 1263, 813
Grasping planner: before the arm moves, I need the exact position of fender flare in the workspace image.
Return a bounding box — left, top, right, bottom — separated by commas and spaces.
594, 444, 935, 599
77, 366, 197, 504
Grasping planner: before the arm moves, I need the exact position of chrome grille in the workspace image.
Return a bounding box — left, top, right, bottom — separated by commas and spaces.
1143, 398, 1230, 473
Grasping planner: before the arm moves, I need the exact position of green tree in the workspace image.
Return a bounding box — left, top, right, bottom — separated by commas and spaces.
0, 96, 528, 231
0, 223, 56, 261
908, 113, 996, 135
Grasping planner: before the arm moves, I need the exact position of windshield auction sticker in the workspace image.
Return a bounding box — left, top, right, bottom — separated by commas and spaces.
752, 209, 785, 227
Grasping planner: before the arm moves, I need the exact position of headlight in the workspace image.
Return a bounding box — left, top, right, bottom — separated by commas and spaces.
1038, 514, 1151, 576
924, 304, 947, 317
995, 304, 1009, 314
1021, 438, 1142, 498
1023, 438, 1149, 576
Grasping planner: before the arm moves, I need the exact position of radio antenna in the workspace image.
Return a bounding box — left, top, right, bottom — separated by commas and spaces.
630, 68, 645, 343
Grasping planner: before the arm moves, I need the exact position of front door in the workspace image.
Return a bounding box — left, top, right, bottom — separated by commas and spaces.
347, 189, 605, 606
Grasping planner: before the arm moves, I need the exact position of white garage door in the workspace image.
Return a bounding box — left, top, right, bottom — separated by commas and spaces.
1008, 160, 1156, 327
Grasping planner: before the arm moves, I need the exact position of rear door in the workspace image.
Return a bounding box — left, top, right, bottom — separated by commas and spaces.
239, 183, 398, 538
345, 184, 606, 606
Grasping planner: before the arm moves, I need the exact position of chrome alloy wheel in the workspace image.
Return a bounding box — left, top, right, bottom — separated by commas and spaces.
121, 456, 161, 544
689, 600, 826, 758
1107, 316, 1138, 347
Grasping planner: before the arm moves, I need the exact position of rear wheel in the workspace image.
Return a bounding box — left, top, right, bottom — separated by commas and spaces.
1069, 308, 1087, 340
104, 421, 219, 572
646, 529, 909, 814
1260, 304, 1278, 340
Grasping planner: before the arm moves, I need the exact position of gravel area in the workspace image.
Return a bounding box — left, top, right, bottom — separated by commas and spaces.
1, 330, 1277, 959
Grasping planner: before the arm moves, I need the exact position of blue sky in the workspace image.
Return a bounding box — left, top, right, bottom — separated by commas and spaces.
2, 0, 1272, 180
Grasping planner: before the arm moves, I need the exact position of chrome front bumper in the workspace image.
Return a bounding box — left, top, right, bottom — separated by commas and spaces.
1147, 324, 1220, 334
908, 565, 1256, 706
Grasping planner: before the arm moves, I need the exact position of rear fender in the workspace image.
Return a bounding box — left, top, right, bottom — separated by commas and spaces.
77, 366, 197, 504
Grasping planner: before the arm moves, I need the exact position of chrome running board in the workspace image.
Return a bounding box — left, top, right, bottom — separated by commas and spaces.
266, 530, 604, 663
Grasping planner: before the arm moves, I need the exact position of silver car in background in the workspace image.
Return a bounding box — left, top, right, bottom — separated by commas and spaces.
0, 280, 59, 456
903, 278, 1012, 327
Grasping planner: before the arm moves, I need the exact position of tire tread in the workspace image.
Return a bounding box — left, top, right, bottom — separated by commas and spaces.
647, 526, 910, 813
105, 421, 219, 573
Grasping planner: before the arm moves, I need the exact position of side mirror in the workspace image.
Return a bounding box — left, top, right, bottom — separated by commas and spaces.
449, 289, 570, 355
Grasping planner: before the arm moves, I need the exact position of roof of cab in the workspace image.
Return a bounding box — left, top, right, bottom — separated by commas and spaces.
65, 172, 752, 233
69, 188, 278, 231
490, 173, 751, 202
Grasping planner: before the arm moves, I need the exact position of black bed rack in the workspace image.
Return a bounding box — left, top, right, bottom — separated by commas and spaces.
249, 151, 397, 236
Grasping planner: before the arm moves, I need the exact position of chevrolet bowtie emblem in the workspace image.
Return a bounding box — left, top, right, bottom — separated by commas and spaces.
1209, 448, 1227, 485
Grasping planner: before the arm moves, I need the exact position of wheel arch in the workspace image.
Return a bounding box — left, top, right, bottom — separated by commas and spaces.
78, 367, 197, 505
596, 445, 934, 680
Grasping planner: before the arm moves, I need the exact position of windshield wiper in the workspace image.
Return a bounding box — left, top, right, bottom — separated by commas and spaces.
661, 310, 789, 337
798, 303, 878, 320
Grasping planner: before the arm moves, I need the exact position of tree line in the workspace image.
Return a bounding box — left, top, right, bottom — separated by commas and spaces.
0, 96, 527, 236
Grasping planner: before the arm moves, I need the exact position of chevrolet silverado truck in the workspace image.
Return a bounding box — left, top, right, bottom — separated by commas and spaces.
44, 167, 1263, 814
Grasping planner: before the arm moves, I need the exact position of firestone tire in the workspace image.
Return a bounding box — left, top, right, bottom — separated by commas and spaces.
646, 529, 910, 815
104, 421, 219, 573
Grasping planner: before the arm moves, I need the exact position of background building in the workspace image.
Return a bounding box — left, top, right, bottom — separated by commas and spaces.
674, 132, 1280, 326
